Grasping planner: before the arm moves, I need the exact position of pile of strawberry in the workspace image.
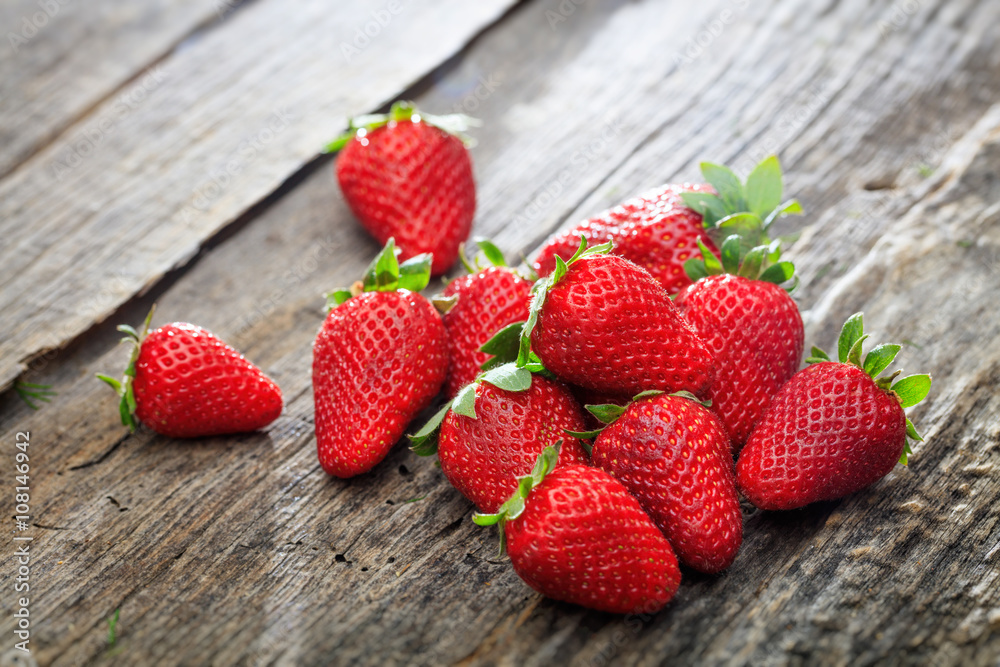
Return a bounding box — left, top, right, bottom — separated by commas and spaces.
98, 102, 931, 617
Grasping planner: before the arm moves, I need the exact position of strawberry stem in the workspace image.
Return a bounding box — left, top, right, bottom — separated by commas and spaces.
95, 304, 156, 432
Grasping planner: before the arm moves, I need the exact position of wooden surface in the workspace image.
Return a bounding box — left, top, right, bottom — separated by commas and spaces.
1, 0, 999, 665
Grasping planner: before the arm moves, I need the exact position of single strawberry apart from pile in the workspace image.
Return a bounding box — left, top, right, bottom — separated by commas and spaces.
475, 446, 682, 614
97, 307, 283, 438
313, 239, 448, 478
327, 101, 478, 276
737, 313, 931, 510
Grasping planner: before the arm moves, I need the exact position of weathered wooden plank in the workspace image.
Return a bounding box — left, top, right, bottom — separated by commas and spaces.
0, 0, 232, 179
2, 0, 1000, 665
0, 0, 520, 394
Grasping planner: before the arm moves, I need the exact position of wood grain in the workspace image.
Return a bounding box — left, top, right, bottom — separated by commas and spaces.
0, 0, 233, 179
0, 0, 519, 394
1, 0, 999, 665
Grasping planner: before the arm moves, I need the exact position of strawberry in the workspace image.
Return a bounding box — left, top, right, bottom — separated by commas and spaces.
737, 313, 931, 510
97, 307, 283, 438
586, 391, 742, 573
533, 183, 717, 294
475, 446, 681, 614
438, 240, 532, 398
313, 240, 448, 478
517, 240, 714, 397
410, 363, 588, 512
326, 101, 478, 276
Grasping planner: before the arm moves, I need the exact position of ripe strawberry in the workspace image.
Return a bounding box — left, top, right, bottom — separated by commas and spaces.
519, 240, 714, 397
533, 183, 718, 294
475, 446, 681, 614
327, 101, 478, 276
737, 313, 931, 510
313, 240, 448, 478
97, 307, 283, 438
438, 240, 532, 398
588, 392, 742, 573
410, 363, 589, 513
671, 158, 805, 448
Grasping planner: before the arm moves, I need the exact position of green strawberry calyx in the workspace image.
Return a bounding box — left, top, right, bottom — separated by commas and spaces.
806, 312, 932, 465
434, 239, 536, 315
514, 236, 614, 368
564, 391, 711, 448
322, 100, 482, 153
680, 155, 803, 250
472, 443, 562, 555
95, 304, 157, 433
684, 234, 798, 292
324, 238, 432, 312
409, 362, 534, 456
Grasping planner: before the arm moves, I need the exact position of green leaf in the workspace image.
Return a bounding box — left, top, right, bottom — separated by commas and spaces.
899, 441, 912, 466
697, 238, 724, 275
325, 289, 354, 310
680, 192, 727, 227
738, 246, 766, 279
716, 212, 765, 249
632, 389, 666, 401
480, 321, 525, 369
700, 162, 746, 213
837, 313, 865, 364
759, 261, 795, 284
475, 239, 507, 268
107, 608, 120, 648
745, 156, 783, 218
452, 384, 478, 419
891, 374, 932, 409
479, 363, 532, 393
322, 131, 355, 154
96, 374, 122, 392
720, 235, 742, 274
862, 344, 901, 378
517, 279, 549, 367
586, 403, 627, 425
363, 239, 401, 292
846, 334, 869, 368
684, 258, 710, 282
667, 390, 709, 407
117, 324, 140, 340
564, 428, 605, 440
397, 253, 432, 292
905, 417, 923, 442
763, 199, 803, 229
807, 346, 830, 363
408, 402, 452, 455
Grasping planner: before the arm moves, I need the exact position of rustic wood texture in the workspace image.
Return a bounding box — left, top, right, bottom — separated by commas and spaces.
1, 0, 999, 665
0, 0, 232, 179
0, 0, 518, 394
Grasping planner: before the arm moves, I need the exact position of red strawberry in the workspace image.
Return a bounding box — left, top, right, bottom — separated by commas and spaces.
439, 241, 532, 398
676, 270, 804, 450
533, 183, 718, 294
589, 392, 742, 573
97, 308, 283, 438
328, 101, 477, 276
313, 240, 448, 478
737, 313, 931, 510
411, 364, 589, 513
475, 446, 681, 614
672, 157, 805, 448
520, 241, 714, 397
